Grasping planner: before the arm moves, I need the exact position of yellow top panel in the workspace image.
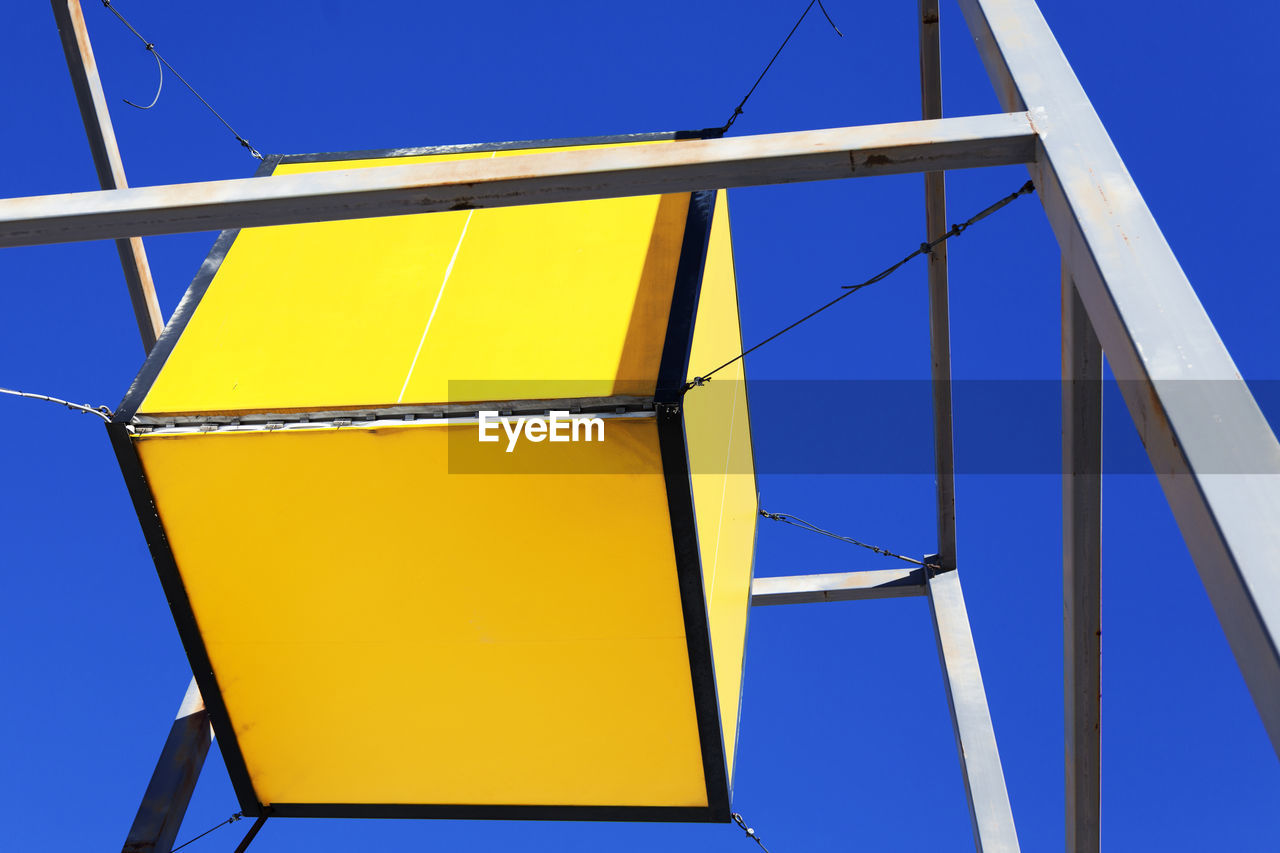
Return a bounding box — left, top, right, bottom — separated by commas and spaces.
684, 191, 757, 785
135, 417, 709, 808
138, 142, 689, 416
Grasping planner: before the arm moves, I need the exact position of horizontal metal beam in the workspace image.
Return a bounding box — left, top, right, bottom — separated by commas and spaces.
960, 0, 1280, 755
0, 112, 1037, 248
751, 568, 927, 605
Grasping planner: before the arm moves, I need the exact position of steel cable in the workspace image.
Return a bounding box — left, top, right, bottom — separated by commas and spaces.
100, 0, 263, 159
721, 0, 843, 133
685, 181, 1035, 390
760, 509, 926, 566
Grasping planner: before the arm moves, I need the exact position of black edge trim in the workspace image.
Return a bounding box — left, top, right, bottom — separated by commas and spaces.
657, 406, 731, 820
275, 128, 720, 165
653, 189, 731, 818
114, 157, 281, 422
655, 191, 717, 403
106, 422, 262, 816
116, 131, 717, 421
264, 804, 727, 822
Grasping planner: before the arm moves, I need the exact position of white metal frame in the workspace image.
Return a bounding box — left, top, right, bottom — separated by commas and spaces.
25, 0, 1280, 850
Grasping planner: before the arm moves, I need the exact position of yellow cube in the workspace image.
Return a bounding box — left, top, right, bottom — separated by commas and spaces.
110, 134, 758, 821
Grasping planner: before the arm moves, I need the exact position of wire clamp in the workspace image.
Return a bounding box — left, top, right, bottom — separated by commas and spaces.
922, 554, 955, 576
731, 812, 772, 851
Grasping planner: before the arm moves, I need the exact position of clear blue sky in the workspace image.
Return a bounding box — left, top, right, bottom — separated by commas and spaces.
1, 1, 1277, 850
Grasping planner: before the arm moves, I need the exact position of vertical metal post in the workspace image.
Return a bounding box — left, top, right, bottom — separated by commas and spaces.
1063, 262, 1101, 853
122, 679, 213, 853
928, 569, 1021, 853
50, 0, 164, 351
918, 0, 957, 570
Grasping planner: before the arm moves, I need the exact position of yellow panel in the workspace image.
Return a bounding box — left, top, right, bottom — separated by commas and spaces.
135, 418, 708, 807
684, 191, 757, 784
139, 142, 688, 417
399, 191, 688, 405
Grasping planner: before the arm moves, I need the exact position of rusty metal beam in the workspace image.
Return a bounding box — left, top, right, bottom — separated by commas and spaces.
49, 0, 163, 351
0, 112, 1036, 248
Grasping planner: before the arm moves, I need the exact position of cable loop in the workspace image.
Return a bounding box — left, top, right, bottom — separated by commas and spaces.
100, 0, 264, 158
123, 44, 163, 110
731, 812, 773, 852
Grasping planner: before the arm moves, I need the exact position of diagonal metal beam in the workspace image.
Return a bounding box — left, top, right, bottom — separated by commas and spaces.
121, 679, 212, 853
928, 569, 1021, 852
48, 8, 216, 848
49, 5, 215, 847
751, 568, 927, 605
49, 0, 163, 351
1062, 262, 1102, 853
959, 0, 1280, 756
0, 112, 1037, 247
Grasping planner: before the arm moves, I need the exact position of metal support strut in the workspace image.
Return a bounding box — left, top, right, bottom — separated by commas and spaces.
927, 568, 1021, 853
47, 4, 214, 847
49, 0, 163, 351
121, 679, 213, 852
1062, 263, 1102, 853
960, 0, 1280, 757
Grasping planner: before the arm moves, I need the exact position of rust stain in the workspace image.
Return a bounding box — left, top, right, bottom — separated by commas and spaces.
1026, 110, 1041, 137
1138, 379, 1174, 457
1001, 77, 1020, 112
1088, 167, 1112, 215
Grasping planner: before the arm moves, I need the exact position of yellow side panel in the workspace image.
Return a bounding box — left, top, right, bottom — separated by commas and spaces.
139, 143, 688, 417
684, 191, 757, 784
134, 418, 708, 807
